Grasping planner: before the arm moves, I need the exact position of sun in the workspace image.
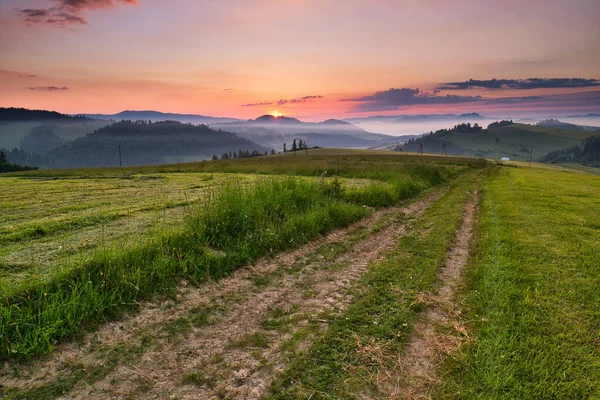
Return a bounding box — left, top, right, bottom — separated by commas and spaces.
270, 110, 282, 118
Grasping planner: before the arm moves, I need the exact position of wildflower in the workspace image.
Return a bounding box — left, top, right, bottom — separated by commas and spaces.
44, 293, 47, 297
100, 271, 103, 275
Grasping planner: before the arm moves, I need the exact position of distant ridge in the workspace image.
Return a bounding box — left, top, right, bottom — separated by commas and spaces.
344, 113, 488, 124
564, 113, 600, 118
0, 107, 83, 121
80, 110, 240, 124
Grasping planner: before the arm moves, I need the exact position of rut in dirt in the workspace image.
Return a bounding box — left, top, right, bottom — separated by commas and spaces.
385, 189, 479, 399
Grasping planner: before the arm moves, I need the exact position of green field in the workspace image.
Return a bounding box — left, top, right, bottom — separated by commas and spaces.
0, 150, 479, 360
440, 166, 600, 399
2, 150, 599, 400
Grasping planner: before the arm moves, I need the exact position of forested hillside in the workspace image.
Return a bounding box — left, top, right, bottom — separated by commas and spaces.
48, 120, 269, 167
406, 122, 598, 161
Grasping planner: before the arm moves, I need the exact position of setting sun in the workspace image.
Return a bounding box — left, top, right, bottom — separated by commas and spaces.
270, 110, 282, 117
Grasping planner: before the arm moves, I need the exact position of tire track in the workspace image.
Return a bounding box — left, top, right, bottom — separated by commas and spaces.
385, 189, 479, 399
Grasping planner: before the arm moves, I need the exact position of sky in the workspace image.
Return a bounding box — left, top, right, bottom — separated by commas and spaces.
1, 0, 599, 120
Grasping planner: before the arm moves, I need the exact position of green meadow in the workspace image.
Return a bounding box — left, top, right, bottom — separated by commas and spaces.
440, 166, 600, 399
1, 149, 599, 400
0, 151, 477, 360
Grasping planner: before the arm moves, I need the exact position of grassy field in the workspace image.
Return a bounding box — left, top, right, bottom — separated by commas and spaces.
0, 151, 479, 360
0, 173, 256, 291
2, 149, 600, 399
440, 166, 600, 398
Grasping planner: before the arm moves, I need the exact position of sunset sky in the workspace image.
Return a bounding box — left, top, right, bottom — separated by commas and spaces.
1, 0, 599, 120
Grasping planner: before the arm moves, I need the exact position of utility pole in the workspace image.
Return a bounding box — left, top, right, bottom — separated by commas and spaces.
529, 148, 533, 167
118, 145, 122, 167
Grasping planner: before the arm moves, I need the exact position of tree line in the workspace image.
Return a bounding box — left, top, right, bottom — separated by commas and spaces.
212, 149, 273, 160
0, 150, 38, 173
283, 139, 310, 153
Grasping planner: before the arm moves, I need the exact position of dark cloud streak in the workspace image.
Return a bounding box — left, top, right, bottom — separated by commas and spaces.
344, 88, 481, 112
439, 78, 600, 90
242, 95, 324, 107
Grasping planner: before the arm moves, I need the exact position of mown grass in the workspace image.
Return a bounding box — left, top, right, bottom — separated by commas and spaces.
265, 169, 484, 399
5, 149, 484, 179
0, 152, 479, 360
439, 166, 600, 399
0, 173, 383, 292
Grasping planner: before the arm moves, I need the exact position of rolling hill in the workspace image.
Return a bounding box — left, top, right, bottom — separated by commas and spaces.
0, 107, 110, 150
407, 122, 599, 161
48, 120, 268, 168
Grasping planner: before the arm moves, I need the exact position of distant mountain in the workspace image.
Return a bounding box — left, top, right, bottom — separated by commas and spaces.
48, 120, 267, 168
213, 116, 394, 150
80, 110, 240, 124
344, 113, 488, 124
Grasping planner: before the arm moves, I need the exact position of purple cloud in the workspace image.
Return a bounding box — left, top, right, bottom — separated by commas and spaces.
439, 78, 600, 90
344, 88, 481, 112
19, 0, 136, 27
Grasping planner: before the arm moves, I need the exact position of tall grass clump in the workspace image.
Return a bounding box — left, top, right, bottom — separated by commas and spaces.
187, 178, 370, 279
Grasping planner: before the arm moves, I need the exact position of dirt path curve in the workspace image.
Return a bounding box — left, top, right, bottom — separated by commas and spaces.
389, 189, 479, 399
2, 186, 448, 399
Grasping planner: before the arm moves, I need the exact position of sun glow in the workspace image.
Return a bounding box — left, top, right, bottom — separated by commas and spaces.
270, 110, 282, 117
